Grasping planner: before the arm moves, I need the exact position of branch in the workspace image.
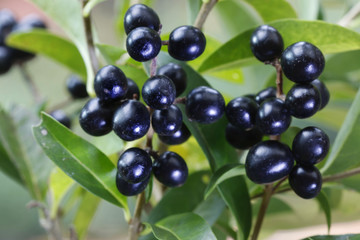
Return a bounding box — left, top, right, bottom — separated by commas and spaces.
338, 1, 360, 27
194, 0, 218, 29
128, 192, 145, 240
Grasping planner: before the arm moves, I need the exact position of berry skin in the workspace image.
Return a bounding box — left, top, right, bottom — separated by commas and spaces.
311, 79, 330, 110
0, 46, 13, 74
142, 75, 176, 110
152, 105, 183, 136
157, 63, 187, 97
186, 86, 225, 124
153, 151, 188, 187
292, 126, 330, 165
245, 140, 294, 184
281, 41, 325, 83
116, 172, 150, 196
289, 164, 322, 199
285, 83, 321, 119
66, 75, 88, 99
124, 4, 160, 35
225, 123, 263, 150
168, 26, 206, 61
94, 65, 128, 104
123, 78, 140, 100
255, 87, 276, 105
117, 148, 152, 183
226, 96, 258, 130
0, 9, 17, 45
256, 98, 292, 135
50, 110, 71, 129
250, 25, 284, 62
79, 98, 113, 136
126, 27, 161, 62
158, 122, 191, 145
113, 100, 150, 141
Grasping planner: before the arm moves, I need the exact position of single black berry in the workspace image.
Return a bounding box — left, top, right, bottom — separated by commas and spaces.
113, 100, 150, 141
117, 147, 152, 183
281, 41, 325, 83
245, 140, 294, 184
66, 75, 88, 99
225, 123, 263, 150
124, 4, 160, 35
250, 25, 284, 62
116, 172, 150, 196
157, 63, 187, 97
153, 151, 188, 187
50, 110, 71, 129
0, 46, 13, 74
123, 78, 140, 100
158, 122, 191, 145
168, 25, 206, 61
289, 164, 322, 199
79, 98, 113, 136
285, 83, 321, 119
226, 96, 258, 129
186, 86, 225, 124
311, 79, 330, 110
142, 75, 176, 109
292, 126, 330, 165
152, 105, 182, 136
256, 98, 292, 135
255, 87, 276, 105
126, 27, 161, 62
94, 65, 128, 104
0, 9, 17, 45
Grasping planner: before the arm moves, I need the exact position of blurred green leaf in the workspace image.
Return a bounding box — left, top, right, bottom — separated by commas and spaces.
0, 136, 23, 185
115, 0, 130, 42
323, 50, 360, 80
7, 31, 86, 79
252, 196, 292, 216
83, 0, 106, 17
186, 0, 202, 25
96, 43, 126, 65
302, 234, 360, 240
199, 20, 360, 73
316, 191, 332, 232
288, 0, 319, 20
33, 113, 129, 216
281, 127, 301, 146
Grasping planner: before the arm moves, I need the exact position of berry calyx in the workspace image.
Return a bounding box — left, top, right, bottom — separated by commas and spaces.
225, 123, 263, 150
66, 75, 88, 99
115, 172, 150, 196
226, 96, 258, 130
124, 4, 160, 35
50, 110, 71, 129
289, 164, 322, 199
158, 122, 191, 145
311, 79, 330, 110
152, 105, 183, 136
142, 75, 176, 110
157, 63, 187, 97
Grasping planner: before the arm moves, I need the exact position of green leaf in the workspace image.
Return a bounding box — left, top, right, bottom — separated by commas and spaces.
194, 192, 226, 226
186, 0, 202, 25
33, 112, 129, 216
323, 50, 360, 80
204, 163, 245, 199
7, 31, 86, 79
199, 19, 360, 73
316, 191, 332, 233
291, 0, 319, 20
83, 0, 106, 17
322, 88, 360, 175
153, 213, 217, 240
0, 136, 23, 185
96, 43, 126, 65
302, 234, 360, 240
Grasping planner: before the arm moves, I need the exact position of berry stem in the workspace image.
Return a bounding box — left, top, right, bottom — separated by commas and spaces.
128, 191, 145, 240
150, 57, 157, 77
194, 0, 218, 29
19, 63, 41, 103
251, 184, 273, 240
161, 40, 169, 45
173, 96, 186, 104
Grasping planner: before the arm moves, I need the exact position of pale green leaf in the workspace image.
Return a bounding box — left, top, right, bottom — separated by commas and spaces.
316, 191, 332, 232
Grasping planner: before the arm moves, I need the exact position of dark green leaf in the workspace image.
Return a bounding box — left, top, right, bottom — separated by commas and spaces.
281, 127, 301, 146
0, 137, 23, 185
33, 113, 129, 215
302, 234, 360, 240
194, 192, 226, 226
316, 191, 332, 232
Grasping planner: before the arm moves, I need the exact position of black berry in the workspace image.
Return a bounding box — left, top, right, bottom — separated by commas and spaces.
124, 4, 160, 35
311, 79, 330, 110
0, 9, 17, 45
50, 110, 71, 129
115, 172, 150, 196
152, 104, 183, 136
142, 75, 176, 109
225, 123, 263, 150
281, 41, 325, 83
250, 25, 284, 62
123, 78, 140, 100
186, 86, 225, 124
158, 122, 191, 145
168, 25, 206, 61
289, 164, 322, 199
66, 75, 88, 99
255, 87, 276, 105
245, 140, 294, 184
0, 46, 13, 74
157, 63, 187, 97
226, 96, 258, 129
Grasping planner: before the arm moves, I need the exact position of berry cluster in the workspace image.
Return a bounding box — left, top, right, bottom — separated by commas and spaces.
0, 9, 46, 74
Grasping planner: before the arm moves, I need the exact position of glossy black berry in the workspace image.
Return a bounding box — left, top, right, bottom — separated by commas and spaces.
117, 147, 152, 183
142, 75, 176, 110
123, 78, 140, 100
292, 127, 330, 165
50, 110, 71, 129
250, 25, 284, 62
255, 87, 276, 105
94, 65, 128, 104
126, 27, 161, 62
226, 96, 258, 129
311, 79, 330, 110
157, 63, 187, 97
281, 42, 325, 83
158, 122, 191, 145
245, 140, 294, 184
285, 83, 321, 119
79, 98, 113, 136
0, 46, 13, 74
153, 151, 188, 187
66, 75, 88, 99
0, 9, 17, 45
186, 86, 225, 124
116, 172, 150, 196
289, 164, 322, 199
256, 98, 291, 135
152, 105, 182, 136
225, 123, 263, 150
113, 100, 150, 141
124, 4, 160, 35
168, 26, 206, 61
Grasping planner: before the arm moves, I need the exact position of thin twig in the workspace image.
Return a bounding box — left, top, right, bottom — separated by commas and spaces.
128, 192, 146, 240
19, 63, 42, 103
338, 1, 360, 27
150, 57, 157, 77
265, 59, 284, 100
194, 0, 219, 29
173, 96, 186, 104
